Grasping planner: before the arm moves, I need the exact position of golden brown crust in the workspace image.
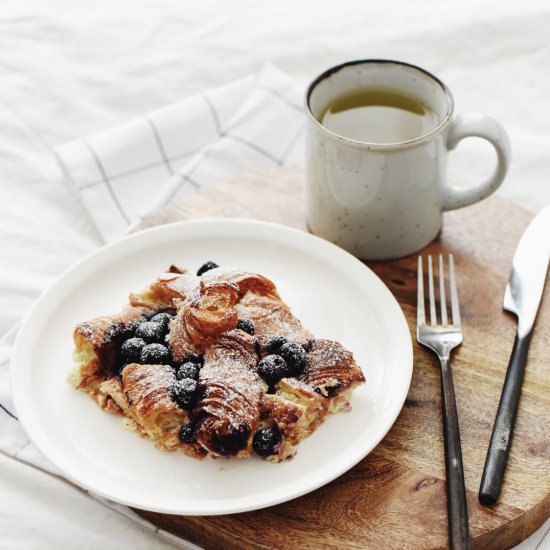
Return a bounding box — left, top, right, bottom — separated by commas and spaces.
193, 331, 263, 458
202, 268, 280, 300
129, 267, 278, 311
97, 376, 128, 414
275, 378, 328, 436
74, 305, 152, 360
266, 378, 327, 441
236, 291, 311, 347
170, 281, 240, 362
258, 379, 329, 462
72, 304, 153, 389
300, 339, 365, 400
185, 281, 240, 340
155, 431, 208, 459
129, 271, 199, 310
122, 363, 189, 440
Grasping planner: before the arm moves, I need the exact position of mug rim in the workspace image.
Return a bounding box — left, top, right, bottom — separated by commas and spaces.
305, 59, 455, 150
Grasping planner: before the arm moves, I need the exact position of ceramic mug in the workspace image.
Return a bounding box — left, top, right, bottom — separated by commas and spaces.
305, 59, 511, 260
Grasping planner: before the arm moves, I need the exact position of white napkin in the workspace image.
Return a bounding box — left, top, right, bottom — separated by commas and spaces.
56, 63, 304, 242
0, 63, 304, 548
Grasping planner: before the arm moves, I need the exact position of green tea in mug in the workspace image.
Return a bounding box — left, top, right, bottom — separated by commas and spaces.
320, 88, 438, 144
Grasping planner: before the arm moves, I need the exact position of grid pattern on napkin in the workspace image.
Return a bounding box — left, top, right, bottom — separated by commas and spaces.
56, 64, 305, 241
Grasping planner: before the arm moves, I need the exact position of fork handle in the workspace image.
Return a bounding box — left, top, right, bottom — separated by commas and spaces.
440, 356, 471, 550
479, 330, 532, 505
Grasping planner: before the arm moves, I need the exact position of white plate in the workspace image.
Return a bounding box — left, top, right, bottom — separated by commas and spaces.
12, 219, 413, 515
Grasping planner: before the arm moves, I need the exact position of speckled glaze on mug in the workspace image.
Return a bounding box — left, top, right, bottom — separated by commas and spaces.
305, 60, 511, 260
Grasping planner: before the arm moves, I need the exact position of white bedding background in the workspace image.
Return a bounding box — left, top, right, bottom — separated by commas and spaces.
1, 1, 549, 548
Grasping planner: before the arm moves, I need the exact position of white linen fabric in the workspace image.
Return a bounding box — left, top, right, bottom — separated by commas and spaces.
56, 64, 304, 241
1, 1, 549, 549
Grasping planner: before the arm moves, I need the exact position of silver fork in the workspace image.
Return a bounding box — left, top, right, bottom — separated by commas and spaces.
417, 254, 470, 550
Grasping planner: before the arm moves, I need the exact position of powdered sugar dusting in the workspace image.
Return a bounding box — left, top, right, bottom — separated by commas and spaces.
199, 331, 263, 419
122, 363, 177, 410
73, 264, 365, 462
236, 292, 311, 345
301, 339, 364, 393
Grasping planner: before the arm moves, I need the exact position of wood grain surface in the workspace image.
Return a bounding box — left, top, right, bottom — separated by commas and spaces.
133, 165, 549, 550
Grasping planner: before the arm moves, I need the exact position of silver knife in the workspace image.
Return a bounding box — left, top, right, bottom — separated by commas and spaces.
479, 204, 550, 505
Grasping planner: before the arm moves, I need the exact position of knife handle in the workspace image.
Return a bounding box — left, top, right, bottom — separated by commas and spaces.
479, 331, 532, 505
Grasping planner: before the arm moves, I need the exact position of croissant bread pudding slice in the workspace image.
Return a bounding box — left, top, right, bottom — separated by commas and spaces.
194, 330, 264, 458
70, 261, 365, 462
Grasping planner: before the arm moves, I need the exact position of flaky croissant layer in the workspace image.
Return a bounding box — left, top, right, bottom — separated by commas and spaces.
71, 265, 365, 461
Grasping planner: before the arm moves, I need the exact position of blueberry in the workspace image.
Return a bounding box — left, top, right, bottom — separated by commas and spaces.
253, 426, 282, 457
135, 321, 165, 343
140, 343, 171, 365
181, 354, 204, 366
197, 261, 219, 276
266, 336, 288, 354
279, 342, 307, 375
149, 312, 172, 330
236, 318, 254, 335
210, 423, 250, 455
169, 378, 197, 409
257, 355, 290, 386
127, 319, 144, 334
178, 423, 196, 444
177, 362, 200, 381
304, 339, 315, 352
120, 337, 146, 364
106, 322, 126, 341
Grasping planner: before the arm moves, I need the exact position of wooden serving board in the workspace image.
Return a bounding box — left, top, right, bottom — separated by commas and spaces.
133, 166, 549, 550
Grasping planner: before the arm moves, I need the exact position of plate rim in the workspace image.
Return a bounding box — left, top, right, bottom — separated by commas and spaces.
11, 218, 413, 515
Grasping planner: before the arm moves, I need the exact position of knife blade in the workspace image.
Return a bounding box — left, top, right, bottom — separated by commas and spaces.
479, 204, 550, 505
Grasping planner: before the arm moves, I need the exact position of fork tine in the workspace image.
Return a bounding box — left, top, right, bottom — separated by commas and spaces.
428, 255, 436, 325
439, 255, 448, 325
417, 256, 425, 326
449, 254, 461, 326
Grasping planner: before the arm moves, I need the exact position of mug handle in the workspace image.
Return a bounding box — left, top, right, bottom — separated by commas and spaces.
442, 113, 511, 211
